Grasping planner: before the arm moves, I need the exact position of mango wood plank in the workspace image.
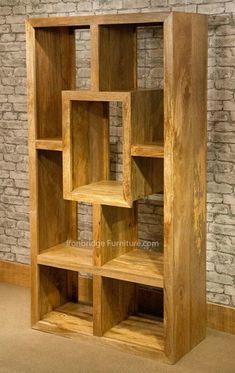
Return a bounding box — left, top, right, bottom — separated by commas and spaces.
34, 302, 93, 337
62, 90, 129, 102
93, 276, 136, 336
164, 12, 207, 363
131, 143, 164, 158
26, 21, 39, 325
35, 138, 63, 151
38, 151, 70, 252
104, 315, 164, 351
37, 243, 93, 272
71, 181, 131, 207
27, 12, 169, 28
100, 249, 164, 288
78, 276, 93, 304
93, 203, 138, 266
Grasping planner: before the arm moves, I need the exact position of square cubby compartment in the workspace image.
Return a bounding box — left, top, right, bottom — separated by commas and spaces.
62, 90, 163, 208
94, 277, 164, 355
36, 266, 93, 336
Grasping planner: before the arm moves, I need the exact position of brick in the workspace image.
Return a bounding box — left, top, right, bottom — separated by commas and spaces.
216, 263, 235, 276
209, 223, 235, 236
208, 181, 233, 194
207, 271, 233, 285
224, 285, 235, 296
207, 293, 231, 306
207, 281, 224, 294
123, 0, 149, 8
198, 3, 225, 14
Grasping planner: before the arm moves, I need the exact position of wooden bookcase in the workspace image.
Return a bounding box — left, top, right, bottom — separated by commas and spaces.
26, 12, 207, 364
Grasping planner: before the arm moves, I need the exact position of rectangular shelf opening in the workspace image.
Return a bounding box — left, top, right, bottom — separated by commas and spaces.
137, 25, 164, 90
37, 150, 72, 253
35, 27, 76, 140
94, 200, 164, 287
63, 90, 163, 207
35, 266, 93, 336
98, 277, 164, 353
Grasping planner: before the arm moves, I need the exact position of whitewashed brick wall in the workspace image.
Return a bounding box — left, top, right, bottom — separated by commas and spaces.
0, 0, 234, 307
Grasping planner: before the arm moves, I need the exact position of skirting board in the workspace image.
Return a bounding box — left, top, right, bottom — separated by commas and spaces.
0, 260, 30, 288
207, 302, 235, 335
0, 260, 234, 335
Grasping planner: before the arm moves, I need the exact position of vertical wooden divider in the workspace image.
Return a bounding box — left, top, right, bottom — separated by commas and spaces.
91, 23, 138, 336
164, 13, 207, 363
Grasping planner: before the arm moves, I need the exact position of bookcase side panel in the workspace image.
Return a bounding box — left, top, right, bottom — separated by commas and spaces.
164, 13, 207, 363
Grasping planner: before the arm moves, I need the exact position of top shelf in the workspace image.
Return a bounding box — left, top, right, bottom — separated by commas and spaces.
27, 12, 169, 28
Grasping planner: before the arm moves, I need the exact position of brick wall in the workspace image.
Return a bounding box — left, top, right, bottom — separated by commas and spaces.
0, 0, 234, 307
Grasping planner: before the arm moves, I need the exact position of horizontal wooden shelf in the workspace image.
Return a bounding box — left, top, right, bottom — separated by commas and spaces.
35, 138, 63, 151
131, 143, 164, 158
104, 315, 164, 353
70, 181, 131, 208
33, 302, 93, 337
37, 243, 163, 287
28, 12, 169, 28
101, 249, 164, 288
37, 243, 93, 272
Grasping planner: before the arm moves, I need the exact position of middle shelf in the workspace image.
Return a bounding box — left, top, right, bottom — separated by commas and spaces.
37, 242, 164, 288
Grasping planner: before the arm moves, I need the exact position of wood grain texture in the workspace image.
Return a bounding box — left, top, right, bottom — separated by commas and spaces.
35, 302, 93, 337
38, 151, 70, 252
131, 143, 164, 158
207, 303, 235, 335
35, 27, 75, 138
104, 315, 164, 351
98, 25, 136, 91
100, 249, 164, 288
26, 20, 39, 325
39, 266, 68, 318
28, 12, 169, 28
35, 138, 63, 151
37, 242, 93, 272
93, 204, 138, 266
71, 181, 131, 207
93, 276, 136, 336
27, 12, 209, 363
164, 12, 207, 363
0, 260, 30, 288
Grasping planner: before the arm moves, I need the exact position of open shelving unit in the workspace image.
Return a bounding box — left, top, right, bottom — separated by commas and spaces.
26, 11, 207, 364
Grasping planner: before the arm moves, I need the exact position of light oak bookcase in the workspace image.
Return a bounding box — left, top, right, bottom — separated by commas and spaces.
26, 11, 207, 364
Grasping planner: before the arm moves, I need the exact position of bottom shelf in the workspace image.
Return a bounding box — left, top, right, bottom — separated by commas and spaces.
104, 314, 164, 352
34, 302, 93, 337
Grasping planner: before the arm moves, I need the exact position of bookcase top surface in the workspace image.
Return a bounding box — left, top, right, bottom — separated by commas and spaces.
26, 11, 206, 28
